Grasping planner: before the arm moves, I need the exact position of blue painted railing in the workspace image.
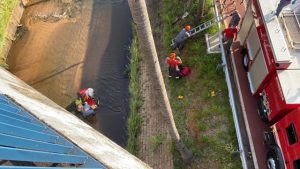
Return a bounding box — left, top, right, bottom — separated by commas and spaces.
0, 94, 106, 168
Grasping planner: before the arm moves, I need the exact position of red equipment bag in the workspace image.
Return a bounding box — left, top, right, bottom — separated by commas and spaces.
180, 66, 191, 77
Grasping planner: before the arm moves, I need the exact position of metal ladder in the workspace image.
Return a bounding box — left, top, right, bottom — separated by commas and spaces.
189, 19, 215, 36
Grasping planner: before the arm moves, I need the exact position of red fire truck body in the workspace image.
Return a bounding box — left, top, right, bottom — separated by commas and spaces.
267, 108, 300, 169
259, 70, 300, 123
240, 0, 300, 122
236, 0, 300, 168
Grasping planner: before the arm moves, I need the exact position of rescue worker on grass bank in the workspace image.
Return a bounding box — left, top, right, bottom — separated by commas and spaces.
222, 25, 238, 52
165, 52, 182, 79
172, 25, 191, 50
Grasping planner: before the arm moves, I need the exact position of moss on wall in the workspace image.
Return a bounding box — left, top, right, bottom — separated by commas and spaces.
0, 0, 20, 68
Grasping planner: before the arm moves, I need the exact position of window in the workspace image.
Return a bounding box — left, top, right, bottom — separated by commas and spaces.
293, 158, 300, 169
286, 123, 298, 145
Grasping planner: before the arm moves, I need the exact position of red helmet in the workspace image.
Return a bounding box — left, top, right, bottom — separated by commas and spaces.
169, 52, 176, 59
79, 89, 86, 96
185, 25, 191, 31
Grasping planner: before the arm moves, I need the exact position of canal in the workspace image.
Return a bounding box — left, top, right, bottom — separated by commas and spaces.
7, 0, 132, 146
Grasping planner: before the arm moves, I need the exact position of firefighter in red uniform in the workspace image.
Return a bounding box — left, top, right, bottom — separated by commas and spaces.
79, 88, 96, 107
165, 52, 182, 79
222, 25, 238, 52
76, 88, 98, 117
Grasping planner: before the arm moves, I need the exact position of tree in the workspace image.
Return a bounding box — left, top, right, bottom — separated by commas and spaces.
128, 0, 193, 163
197, 0, 205, 20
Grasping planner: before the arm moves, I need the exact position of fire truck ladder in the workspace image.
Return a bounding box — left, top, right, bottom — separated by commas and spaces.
171, 15, 225, 47
189, 19, 215, 36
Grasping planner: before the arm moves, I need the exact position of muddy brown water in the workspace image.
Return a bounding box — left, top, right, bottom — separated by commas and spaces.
82, 0, 132, 146
7, 0, 132, 147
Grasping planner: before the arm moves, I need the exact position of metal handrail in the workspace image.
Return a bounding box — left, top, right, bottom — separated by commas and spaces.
294, 11, 300, 29
213, 0, 249, 169
282, 12, 300, 49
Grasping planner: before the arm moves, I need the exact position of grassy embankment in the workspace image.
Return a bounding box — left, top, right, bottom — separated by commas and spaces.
127, 0, 242, 167
0, 0, 19, 68
0, 0, 19, 67
127, 28, 143, 156
162, 0, 241, 168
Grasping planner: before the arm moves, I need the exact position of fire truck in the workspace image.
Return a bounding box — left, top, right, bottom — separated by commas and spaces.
237, 0, 300, 168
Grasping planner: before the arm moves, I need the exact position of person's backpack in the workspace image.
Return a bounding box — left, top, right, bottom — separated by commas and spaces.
180, 66, 191, 77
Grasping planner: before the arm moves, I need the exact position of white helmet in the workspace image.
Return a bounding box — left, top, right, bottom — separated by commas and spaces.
86, 88, 95, 98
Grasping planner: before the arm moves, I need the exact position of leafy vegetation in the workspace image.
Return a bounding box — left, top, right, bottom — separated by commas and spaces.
161, 0, 241, 168
150, 133, 164, 152
127, 27, 143, 156
0, 0, 19, 68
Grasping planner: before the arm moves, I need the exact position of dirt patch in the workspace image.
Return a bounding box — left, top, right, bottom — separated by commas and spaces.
136, 0, 173, 168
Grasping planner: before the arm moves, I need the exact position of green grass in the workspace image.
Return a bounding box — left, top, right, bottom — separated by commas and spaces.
150, 133, 164, 152
0, 0, 19, 68
126, 26, 143, 156
161, 0, 241, 168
